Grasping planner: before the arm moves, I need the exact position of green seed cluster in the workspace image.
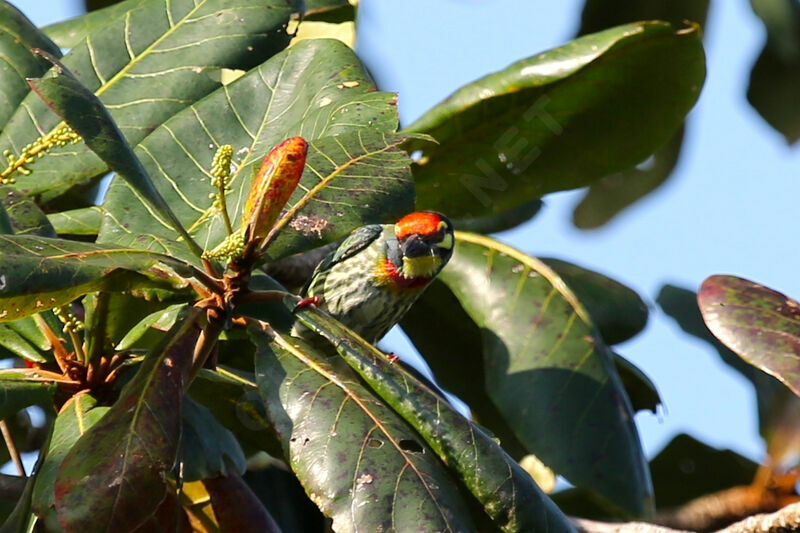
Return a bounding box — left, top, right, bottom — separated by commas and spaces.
1, 124, 81, 183
52, 305, 85, 333
210, 144, 234, 189
202, 231, 246, 263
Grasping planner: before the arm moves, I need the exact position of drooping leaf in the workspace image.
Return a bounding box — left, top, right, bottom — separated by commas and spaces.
54, 308, 200, 531
0, 1, 61, 128
613, 353, 660, 414
436, 232, 652, 516
0, 187, 56, 238
203, 473, 282, 533
658, 283, 800, 460
0, 325, 44, 362
28, 54, 202, 257
578, 0, 710, 34
180, 396, 246, 482
250, 324, 477, 532
98, 39, 413, 262
571, 127, 684, 229
0, 235, 193, 322
291, 298, 575, 533
747, 0, 800, 144
31, 393, 109, 524
540, 257, 648, 344
2, 0, 299, 202
189, 367, 281, 457
454, 199, 543, 234
404, 22, 704, 221
698, 275, 800, 398
47, 207, 103, 236
0, 371, 56, 420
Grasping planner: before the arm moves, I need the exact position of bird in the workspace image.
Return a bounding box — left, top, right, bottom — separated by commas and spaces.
293, 211, 454, 345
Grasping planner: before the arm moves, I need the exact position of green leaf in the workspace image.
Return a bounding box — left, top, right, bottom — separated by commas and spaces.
0, 1, 61, 128
540, 257, 648, 344
28, 54, 202, 258
0, 467, 36, 533
180, 396, 246, 482
43, 0, 137, 49
250, 324, 477, 532
54, 308, 200, 531
7, 317, 49, 352
189, 367, 281, 457
453, 199, 543, 234
0, 187, 55, 238
47, 207, 102, 236
405, 22, 704, 221
291, 298, 575, 533
613, 353, 660, 414
31, 393, 109, 523
649, 433, 757, 510
115, 303, 187, 350
0, 325, 44, 362
571, 127, 684, 229
203, 473, 282, 533
0, 371, 56, 419
578, 0, 710, 34
98, 39, 413, 262
437, 232, 652, 516
747, 0, 800, 144
0, 235, 192, 322
304, 0, 356, 22
698, 275, 800, 398
2, 0, 298, 202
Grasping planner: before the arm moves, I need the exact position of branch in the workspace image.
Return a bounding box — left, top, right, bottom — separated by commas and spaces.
572, 502, 800, 533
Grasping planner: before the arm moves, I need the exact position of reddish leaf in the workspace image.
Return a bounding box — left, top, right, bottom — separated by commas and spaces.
54, 310, 200, 532
699, 275, 800, 397
243, 137, 308, 245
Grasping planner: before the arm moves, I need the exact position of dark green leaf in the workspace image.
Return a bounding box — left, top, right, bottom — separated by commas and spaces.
437, 232, 652, 516
0, 371, 56, 419
31, 393, 109, 523
540, 257, 648, 344
203, 473, 282, 533
2, 0, 298, 202
405, 22, 704, 221
0, 235, 192, 322
189, 367, 281, 458
698, 275, 800, 398
571, 127, 684, 229
0, 187, 55, 238
7, 317, 49, 352
47, 207, 102, 236
250, 324, 477, 532
578, 0, 710, 35
0, 469, 35, 533
454, 199, 543, 234
292, 298, 575, 533
98, 39, 413, 262
613, 353, 660, 414
243, 465, 326, 533
0, 325, 44, 362
180, 396, 246, 482
304, 0, 355, 22
54, 309, 200, 531
28, 55, 202, 257
650, 433, 758, 510
0, 2, 61, 128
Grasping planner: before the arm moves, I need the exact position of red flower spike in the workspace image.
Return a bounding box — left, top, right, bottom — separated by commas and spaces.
243, 137, 308, 244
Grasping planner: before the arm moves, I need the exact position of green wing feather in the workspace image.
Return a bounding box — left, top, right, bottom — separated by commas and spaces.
302, 224, 384, 295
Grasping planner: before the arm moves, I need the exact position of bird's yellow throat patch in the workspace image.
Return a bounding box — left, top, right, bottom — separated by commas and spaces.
401, 254, 442, 279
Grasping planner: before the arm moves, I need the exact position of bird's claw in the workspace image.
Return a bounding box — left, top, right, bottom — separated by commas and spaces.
386, 352, 400, 364
294, 295, 321, 311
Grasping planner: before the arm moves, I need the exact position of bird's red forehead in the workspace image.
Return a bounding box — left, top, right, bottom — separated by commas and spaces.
395, 212, 443, 239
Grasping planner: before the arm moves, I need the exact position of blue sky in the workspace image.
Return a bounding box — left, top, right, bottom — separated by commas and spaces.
11, 0, 800, 466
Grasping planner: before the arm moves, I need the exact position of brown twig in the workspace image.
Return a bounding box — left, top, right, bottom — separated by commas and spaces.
0, 420, 24, 476
33, 313, 70, 373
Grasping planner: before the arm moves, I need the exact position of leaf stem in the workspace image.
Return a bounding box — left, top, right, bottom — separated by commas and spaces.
32, 314, 70, 374
85, 292, 110, 364
0, 420, 25, 476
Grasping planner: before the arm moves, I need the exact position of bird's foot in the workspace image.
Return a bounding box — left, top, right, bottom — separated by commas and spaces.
386, 352, 400, 364
294, 295, 321, 311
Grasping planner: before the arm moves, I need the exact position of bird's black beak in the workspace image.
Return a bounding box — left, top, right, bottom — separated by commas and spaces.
401, 234, 430, 258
